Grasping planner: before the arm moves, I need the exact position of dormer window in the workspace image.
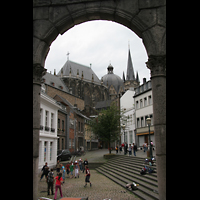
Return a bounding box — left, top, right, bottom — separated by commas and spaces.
59, 86, 63, 89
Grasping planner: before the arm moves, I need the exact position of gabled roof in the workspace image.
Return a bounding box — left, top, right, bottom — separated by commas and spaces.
57, 60, 100, 84
42, 72, 69, 93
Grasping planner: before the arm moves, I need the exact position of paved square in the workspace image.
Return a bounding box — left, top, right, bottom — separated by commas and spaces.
38, 169, 140, 200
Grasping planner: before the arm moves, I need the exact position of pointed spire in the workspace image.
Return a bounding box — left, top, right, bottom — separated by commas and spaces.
136, 71, 140, 83
126, 44, 135, 81
122, 71, 125, 82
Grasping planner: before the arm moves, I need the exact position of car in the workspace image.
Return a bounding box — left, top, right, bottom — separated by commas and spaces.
57, 149, 71, 161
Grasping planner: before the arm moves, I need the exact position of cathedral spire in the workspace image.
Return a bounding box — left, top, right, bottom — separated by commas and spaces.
126, 45, 135, 81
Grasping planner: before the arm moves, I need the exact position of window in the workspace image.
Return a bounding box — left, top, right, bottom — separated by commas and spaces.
44, 141, 47, 162
69, 139, 71, 148
58, 119, 60, 129
150, 114, 153, 125
144, 97, 147, 106
62, 138, 64, 149
72, 139, 74, 147
148, 95, 152, 105
50, 142, 52, 161
51, 113, 54, 128
40, 109, 43, 126
136, 101, 139, 109
145, 115, 148, 126
45, 111, 49, 127
62, 120, 64, 131
137, 118, 140, 128
140, 99, 143, 108
141, 117, 144, 127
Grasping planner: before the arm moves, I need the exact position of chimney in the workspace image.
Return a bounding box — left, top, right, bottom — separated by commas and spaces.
143, 78, 146, 84
54, 69, 56, 75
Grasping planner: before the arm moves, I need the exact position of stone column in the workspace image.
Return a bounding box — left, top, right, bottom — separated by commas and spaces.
33, 64, 46, 200
146, 55, 166, 200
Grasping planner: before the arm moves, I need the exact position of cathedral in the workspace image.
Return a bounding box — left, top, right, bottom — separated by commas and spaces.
56, 47, 140, 116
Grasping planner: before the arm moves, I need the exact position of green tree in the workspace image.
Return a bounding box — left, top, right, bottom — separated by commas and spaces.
90, 104, 121, 154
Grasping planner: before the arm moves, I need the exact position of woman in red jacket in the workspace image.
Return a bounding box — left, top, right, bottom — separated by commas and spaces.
54, 172, 63, 200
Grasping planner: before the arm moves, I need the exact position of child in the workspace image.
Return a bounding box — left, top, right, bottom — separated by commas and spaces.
66, 162, 70, 178
74, 161, 80, 178
61, 164, 66, 183
47, 168, 54, 195
69, 162, 74, 179
84, 166, 92, 187
54, 172, 63, 200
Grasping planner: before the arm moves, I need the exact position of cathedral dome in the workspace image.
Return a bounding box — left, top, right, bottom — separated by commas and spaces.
102, 64, 124, 94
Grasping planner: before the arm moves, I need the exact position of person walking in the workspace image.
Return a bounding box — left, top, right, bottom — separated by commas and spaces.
74, 161, 80, 178
40, 162, 48, 181
128, 144, 132, 156
54, 172, 63, 200
84, 166, 92, 187
56, 160, 61, 174
83, 158, 88, 173
61, 164, 66, 183
66, 162, 70, 178
133, 143, 137, 156
119, 145, 122, 154
69, 161, 74, 179
78, 158, 83, 172
115, 145, 118, 154
47, 168, 54, 196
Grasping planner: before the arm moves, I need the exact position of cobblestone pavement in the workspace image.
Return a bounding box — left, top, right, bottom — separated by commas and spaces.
38, 169, 141, 200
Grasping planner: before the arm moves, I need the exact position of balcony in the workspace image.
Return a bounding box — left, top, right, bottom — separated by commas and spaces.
51, 128, 55, 132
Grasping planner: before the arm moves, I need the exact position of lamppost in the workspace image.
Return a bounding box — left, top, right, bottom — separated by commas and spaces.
146, 117, 153, 159
121, 124, 126, 155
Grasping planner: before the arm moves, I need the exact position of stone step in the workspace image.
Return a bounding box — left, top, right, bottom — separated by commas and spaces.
106, 157, 157, 177
96, 167, 159, 200
99, 165, 158, 188
103, 162, 157, 182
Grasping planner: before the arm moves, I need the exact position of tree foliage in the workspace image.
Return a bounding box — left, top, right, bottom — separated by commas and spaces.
90, 104, 121, 153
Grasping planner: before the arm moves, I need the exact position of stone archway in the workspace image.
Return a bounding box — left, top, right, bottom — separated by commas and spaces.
33, 1, 166, 199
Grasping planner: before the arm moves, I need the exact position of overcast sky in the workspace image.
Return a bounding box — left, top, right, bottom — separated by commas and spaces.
44, 20, 150, 83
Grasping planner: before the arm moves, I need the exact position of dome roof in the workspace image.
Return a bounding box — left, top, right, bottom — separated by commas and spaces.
102, 64, 124, 94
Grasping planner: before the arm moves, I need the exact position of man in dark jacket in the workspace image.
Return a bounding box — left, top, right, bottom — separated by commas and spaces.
40, 162, 48, 181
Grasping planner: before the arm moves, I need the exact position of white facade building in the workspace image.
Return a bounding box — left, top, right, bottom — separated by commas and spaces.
120, 89, 136, 145
39, 91, 61, 171
134, 78, 155, 148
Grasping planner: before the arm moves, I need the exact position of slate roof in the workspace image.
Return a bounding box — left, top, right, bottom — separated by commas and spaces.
42, 72, 69, 93
57, 60, 100, 84
95, 100, 112, 110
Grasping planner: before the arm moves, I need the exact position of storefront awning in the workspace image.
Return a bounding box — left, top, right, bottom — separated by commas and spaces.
136, 131, 154, 136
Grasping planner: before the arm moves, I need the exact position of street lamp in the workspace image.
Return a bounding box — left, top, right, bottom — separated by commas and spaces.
146, 117, 153, 159
121, 124, 126, 155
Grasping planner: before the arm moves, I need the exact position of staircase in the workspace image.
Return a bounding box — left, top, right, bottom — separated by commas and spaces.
96, 155, 159, 200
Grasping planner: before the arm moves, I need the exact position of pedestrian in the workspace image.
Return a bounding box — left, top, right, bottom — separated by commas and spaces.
61, 164, 66, 183
124, 142, 128, 155
69, 161, 74, 179
115, 145, 118, 154
56, 160, 61, 174
40, 162, 48, 181
119, 145, 122, 154
143, 142, 147, 152
78, 158, 83, 172
84, 166, 92, 187
128, 144, 132, 156
47, 168, 54, 196
54, 172, 63, 200
133, 143, 137, 156
66, 162, 70, 178
83, 158, 88, 173
74, 161, 80, 178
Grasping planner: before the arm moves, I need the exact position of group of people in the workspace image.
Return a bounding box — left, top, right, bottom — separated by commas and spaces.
116, 142, 137, 156
40, 158, 92, 200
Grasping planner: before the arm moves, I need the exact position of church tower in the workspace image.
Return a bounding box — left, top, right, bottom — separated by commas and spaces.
123, 45, 140, 91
